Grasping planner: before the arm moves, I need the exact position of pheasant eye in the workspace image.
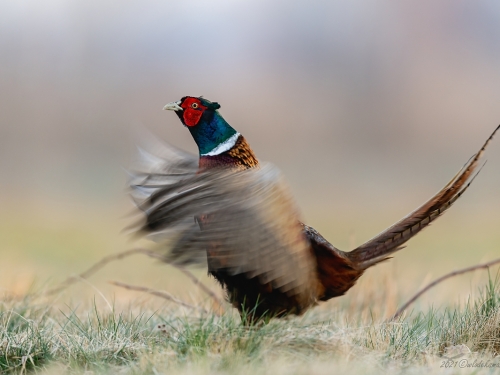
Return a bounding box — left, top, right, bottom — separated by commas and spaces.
191, 103, 199, 109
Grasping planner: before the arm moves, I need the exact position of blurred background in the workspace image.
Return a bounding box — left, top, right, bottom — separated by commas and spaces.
1, 0, 500, 316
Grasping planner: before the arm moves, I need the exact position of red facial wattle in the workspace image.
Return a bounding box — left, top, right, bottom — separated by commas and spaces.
181, 97, 207, 127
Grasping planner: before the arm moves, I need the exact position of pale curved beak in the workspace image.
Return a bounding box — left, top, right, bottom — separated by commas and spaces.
163, 101, 183, 111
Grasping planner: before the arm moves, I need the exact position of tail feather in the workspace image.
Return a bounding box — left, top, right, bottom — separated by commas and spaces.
347, 125, 499, 269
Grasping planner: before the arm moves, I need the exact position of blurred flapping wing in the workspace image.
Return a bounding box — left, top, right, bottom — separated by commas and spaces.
130, 142, 318, 300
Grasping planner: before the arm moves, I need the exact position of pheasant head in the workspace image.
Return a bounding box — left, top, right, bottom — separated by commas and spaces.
164, 96, 258, 169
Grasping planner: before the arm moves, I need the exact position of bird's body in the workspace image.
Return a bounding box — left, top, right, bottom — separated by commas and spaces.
131, 96, 498, 323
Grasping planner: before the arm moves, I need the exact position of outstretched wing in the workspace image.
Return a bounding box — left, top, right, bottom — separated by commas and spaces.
130, 143, 318, 305
347, 125, 500, 269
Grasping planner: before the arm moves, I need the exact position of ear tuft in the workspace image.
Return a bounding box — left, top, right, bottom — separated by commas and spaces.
198, 97, 221, 110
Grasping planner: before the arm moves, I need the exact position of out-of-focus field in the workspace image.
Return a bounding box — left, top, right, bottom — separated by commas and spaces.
1, 1, 500, 307
1, 189, 499, 317
3, 258, 500, 374
1, 1, 500, 373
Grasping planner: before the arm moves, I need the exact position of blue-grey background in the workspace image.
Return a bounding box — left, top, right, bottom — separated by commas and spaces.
1, 1, 499, 309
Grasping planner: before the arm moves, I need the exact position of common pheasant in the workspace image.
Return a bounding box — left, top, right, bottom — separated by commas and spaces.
131, 96, 498, 323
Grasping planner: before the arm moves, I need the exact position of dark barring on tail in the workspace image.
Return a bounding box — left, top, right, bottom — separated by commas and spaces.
130, 96, 499, 323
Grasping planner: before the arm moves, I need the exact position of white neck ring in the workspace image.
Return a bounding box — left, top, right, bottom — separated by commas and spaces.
201, 132, 241, 156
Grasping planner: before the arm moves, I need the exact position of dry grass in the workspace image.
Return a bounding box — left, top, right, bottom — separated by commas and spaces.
2, 209, 500, 374
2, 270, 500, 374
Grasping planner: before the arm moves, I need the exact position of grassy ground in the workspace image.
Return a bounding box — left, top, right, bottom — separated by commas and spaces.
2, 272, 500, 374
1, 200, 500, 374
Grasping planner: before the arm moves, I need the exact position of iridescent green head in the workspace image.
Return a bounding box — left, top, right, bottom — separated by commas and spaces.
164, 96, 239, 156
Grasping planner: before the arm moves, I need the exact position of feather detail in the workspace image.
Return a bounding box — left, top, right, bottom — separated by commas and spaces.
347, 125, 500, 269
199, 135, 259, 170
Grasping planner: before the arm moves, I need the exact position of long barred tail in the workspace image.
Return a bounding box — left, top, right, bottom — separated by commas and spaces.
347, 125, 500, 269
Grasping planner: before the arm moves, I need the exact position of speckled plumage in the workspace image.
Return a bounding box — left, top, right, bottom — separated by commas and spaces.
199, 135, 259, 170
133, 96, 499, 323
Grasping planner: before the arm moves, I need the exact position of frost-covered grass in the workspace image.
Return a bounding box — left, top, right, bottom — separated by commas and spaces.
2, 276, 500, 374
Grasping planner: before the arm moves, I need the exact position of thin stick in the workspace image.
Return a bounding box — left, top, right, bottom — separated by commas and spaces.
44, 248, 225, 310
390, 257, 500, 321
109, 280, 208, 313
45, 248, 143, 295
131, 249, 225, 309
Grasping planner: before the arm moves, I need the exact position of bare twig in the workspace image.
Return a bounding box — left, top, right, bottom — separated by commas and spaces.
109, 281, 208, 313
44, 248, 225, 311
133, 249, 225, 309
45, 248, 143, 296
390, 257, 500, 321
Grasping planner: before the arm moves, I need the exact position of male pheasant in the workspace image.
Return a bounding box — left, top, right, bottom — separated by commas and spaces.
131, 96, 498, 323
